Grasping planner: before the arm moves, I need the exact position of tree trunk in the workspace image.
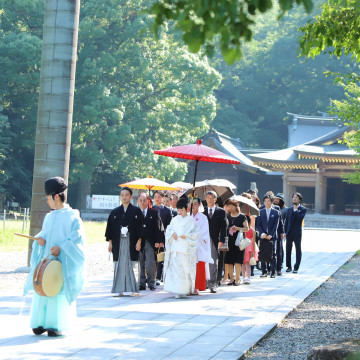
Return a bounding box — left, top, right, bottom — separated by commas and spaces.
28, 0, 80, 265
76, 179, 91, 212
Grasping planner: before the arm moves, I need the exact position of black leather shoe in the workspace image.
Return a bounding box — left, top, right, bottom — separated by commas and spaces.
260, 273, 267, 278
32, 327, 46, 335
149, 286, 156, 291
286, 267, 292, 272
270, 273, 276, 278
277, 271, 282, 276
292, 270, 298, 274
139, 285, 146, 291
47, 329, 62, 337
210, 287, 217, 293
227, 280, 235, 286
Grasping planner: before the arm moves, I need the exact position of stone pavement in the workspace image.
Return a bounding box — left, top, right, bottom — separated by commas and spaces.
0, 229, 359, 360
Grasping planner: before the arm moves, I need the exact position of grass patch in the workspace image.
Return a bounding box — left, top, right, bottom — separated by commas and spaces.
356, 249, 360, 256
0, 220, 107, 252
83, 221, 107, 245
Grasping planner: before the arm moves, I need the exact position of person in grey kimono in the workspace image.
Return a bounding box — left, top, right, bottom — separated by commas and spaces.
106, 187, 143, 296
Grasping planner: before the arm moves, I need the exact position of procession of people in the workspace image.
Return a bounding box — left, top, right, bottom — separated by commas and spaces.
23, 176, 307, 337
106, 186, 307, 299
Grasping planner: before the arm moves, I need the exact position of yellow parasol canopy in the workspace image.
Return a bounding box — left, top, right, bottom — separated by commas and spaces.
119, 176, 179, 192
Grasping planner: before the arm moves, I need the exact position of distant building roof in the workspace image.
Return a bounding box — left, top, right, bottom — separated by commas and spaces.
201, 128, 268, 174
249, 118, 358, 171
287, 112, 342, 147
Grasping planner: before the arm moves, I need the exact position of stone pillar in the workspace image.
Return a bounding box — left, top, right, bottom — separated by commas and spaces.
283, 171, 291, 205
28, 0, 80, 265
315, 169, 326, 214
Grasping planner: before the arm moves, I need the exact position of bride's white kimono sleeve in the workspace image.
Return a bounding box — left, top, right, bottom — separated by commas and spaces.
163, 215, 199, 294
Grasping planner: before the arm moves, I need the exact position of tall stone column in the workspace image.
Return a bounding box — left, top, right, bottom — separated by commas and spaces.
315, 169, 326, 214
283, 171, 291, 205
27, 0, 80, 265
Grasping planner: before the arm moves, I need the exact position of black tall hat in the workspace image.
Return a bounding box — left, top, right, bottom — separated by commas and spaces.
45, 177, 68, 195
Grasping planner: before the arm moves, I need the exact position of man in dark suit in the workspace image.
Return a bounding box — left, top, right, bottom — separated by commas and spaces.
152, 190, 172, 285
137, 193, 163, 291
203, 191, 227, 293
256, 194, 280, 278
164, 194, 177, 217
260, 191, 285, 275
273, 193, 287, 275
284, 192, 307, 274
170, 193, 179, 217
106, 187, 143, 296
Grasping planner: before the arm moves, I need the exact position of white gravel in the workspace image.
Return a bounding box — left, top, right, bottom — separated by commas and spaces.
244, 254, 360, 359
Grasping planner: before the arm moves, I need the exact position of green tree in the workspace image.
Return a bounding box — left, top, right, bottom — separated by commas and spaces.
0, 0, 221, 206
72, 0, 221, 207
0, 112, 9, 191
0, 19, 42, 203
210, 2, 352, 148
148, 0, 315, 64
299, 0, 360, 183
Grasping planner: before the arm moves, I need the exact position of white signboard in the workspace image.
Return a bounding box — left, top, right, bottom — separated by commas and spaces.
91, 195, 120, 210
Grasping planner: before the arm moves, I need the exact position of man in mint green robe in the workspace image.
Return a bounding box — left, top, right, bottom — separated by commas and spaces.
24, 177, 86, 337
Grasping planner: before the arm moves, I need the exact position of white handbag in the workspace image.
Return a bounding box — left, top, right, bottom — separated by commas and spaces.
239, 236, 252, 251
249, 257, 257, 266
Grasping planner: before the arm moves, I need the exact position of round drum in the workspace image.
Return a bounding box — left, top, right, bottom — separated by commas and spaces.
33, 258, 64, 297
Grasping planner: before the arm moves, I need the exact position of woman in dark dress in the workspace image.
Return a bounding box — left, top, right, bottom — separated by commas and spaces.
224, 199, 249, 285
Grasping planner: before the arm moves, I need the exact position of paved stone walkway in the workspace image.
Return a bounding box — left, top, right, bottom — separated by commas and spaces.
0, 229, 359, 360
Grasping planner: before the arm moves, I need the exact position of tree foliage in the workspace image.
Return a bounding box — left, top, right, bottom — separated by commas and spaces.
148, 0, 314, 64
0, 0, 42, 202
298, 0, 360, 183
299, 0, 360, 61
210, 1, 352, 148
0, 0, 221, 207
329, 79, 360, 184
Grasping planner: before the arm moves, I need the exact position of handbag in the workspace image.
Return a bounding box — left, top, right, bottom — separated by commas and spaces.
258, 239, 273, 262
156, 247, 165, 262
235, 231, 243, 246
249, 257, 257, 266
239, 236, 252, 251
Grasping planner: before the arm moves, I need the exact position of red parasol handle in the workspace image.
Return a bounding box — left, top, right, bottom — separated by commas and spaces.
190, 159, 199, 214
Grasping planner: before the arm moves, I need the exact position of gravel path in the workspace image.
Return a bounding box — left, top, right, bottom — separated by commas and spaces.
244, 253, 360, 360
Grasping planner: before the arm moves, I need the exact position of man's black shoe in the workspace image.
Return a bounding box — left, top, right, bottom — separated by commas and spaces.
32, 327, 46, 335
292, 270, 298, 274
139, 285, 146, 291
210, 287, 217, 293
47, 329, 62, 337
286, 267, 292, 272
149, 286, 156, 291
270, 273, 276, 278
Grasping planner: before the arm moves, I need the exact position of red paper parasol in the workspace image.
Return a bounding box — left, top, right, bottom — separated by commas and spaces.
154, 139, 241, 211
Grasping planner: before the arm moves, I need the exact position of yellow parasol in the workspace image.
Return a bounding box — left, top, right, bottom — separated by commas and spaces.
119, 176, 179, 193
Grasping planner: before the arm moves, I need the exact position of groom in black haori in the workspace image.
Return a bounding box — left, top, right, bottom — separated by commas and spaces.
106, 187, 143, 296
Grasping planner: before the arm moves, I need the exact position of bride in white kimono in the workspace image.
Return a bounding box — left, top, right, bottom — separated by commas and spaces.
163, 198, 199, 298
